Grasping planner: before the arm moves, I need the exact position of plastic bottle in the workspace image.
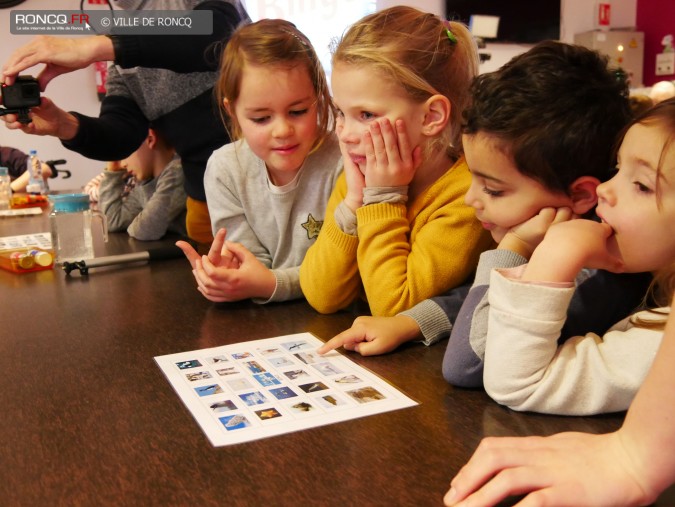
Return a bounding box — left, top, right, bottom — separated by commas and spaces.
0, 166, 10, 210
26, 150, 49, 195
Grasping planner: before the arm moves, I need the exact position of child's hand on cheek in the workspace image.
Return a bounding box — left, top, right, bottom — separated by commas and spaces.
499, 207, 574, 259
523, 219, 624, 283
338, 138, 366, 212
551, 219, 624, 272
364, 118, 421, 188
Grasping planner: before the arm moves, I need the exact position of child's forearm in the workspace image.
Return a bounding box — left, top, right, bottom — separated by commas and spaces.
497, 232, 536, 259
10, 171, 30, 192
98, 171, 136, 232
522, 240, 584, 283
522, 219, 617, 284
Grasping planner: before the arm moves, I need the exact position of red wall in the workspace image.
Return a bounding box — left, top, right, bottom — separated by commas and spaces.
637, 0, 675, 86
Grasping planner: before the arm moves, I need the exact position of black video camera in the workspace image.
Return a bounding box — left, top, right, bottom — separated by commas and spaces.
1, 76, 41, 124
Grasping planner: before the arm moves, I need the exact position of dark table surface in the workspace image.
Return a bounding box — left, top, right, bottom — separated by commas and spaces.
1, 210, 673, 507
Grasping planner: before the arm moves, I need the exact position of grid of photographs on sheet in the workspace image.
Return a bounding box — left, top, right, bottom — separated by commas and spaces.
0, 232, 52, 250
155, 332, 418, 446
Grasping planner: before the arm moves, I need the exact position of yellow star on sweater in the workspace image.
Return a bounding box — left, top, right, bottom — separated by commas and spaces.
302, 213, 323, 239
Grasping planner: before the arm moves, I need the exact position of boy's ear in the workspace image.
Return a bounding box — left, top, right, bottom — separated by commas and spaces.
421, 94, 451, 136
569, 176, 601, 215
146, 128, 157, 150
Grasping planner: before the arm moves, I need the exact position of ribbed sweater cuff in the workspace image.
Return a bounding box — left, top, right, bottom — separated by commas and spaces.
356, 202, 406, 223
400, 299, 451, 346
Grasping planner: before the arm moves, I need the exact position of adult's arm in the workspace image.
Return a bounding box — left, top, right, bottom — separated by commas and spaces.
2, 2, 245, 87
619, 296, 675, 499
62, 95, 149, 162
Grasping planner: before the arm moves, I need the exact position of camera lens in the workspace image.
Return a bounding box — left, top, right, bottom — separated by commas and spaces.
23, 85, 39, 98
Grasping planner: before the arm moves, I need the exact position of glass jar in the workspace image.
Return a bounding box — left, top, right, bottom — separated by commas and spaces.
48, 193, 108, 264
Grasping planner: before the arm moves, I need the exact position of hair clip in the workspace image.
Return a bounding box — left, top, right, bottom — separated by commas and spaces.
445, 27, 457, 44
283, 29, 309, 48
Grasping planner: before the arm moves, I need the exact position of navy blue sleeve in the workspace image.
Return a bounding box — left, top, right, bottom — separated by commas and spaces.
62, 95, 149, 162
441, 284, 488, 388
429, 283, 471, 332
560, 270, 653, 341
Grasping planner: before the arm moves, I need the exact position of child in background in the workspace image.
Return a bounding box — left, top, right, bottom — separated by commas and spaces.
446, 103, 675, 507
299, 6, 493, 317
0, 145, 52, 193
479, 98, 675, 415
318, 41, 646, 358
176, 19, 342, 303
98, 128, 187, 241
83, 162, 136, 203
0, 145, 30, 180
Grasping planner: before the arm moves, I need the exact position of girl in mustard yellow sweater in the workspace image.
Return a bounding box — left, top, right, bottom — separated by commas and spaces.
299, 6, 493, 317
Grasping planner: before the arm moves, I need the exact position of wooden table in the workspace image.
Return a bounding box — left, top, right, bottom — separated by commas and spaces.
1, 211, 673, 506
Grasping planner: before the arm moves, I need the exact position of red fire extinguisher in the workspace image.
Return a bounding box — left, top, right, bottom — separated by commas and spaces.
598, 3, 611, 30
94, 61, 108, 101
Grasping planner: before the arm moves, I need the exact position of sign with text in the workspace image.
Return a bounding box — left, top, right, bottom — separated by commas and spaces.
10, 10, 213, 35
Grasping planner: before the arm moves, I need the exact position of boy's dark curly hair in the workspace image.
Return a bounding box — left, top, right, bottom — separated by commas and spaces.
463, 40, 631, 194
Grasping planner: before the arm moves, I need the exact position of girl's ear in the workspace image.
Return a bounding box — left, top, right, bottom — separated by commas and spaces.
422, 94, 451, 137
569, 176, 601, 215
222, 98, 233, 116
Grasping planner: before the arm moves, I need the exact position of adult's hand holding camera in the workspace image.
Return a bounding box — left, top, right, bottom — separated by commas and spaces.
2, 96, 79, 140
2, 35, 114, 90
